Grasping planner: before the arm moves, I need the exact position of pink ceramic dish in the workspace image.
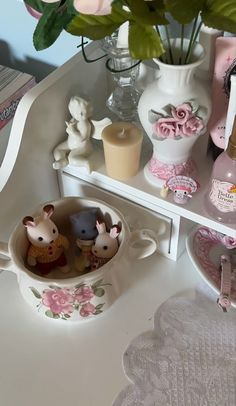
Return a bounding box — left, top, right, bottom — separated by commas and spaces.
186, 226, 236, 308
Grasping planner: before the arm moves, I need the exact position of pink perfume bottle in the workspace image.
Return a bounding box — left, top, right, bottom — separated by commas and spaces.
204, 116, 236, 224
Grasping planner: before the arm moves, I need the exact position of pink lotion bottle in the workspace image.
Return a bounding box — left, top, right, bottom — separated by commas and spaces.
204, 116, 236, 224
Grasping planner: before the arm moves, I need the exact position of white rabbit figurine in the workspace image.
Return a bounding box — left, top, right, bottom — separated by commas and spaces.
23, 204, 70, 276
90, 221, 121, 270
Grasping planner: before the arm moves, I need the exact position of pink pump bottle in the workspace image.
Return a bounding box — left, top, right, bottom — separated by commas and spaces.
204, 116, 236, 224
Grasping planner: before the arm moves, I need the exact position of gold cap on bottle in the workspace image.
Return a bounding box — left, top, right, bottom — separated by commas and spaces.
227, 115, 236, 160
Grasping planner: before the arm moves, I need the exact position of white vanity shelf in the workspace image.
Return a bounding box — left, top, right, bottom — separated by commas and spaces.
1, 41, 236, 406
0, 41, 235, 250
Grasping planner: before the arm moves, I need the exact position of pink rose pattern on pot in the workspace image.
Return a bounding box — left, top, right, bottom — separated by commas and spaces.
150, 102, 205, 140
42, 288, 74, 315
80, 302, 96, 317
29, 279, 110, 320
74, 285, 94, 303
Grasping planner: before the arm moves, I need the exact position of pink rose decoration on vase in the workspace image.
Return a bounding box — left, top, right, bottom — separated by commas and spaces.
74, 285, 94, 302
80, 302, 96, 317
171, 103, 192, 124
153, 117, 180, 139
182, 116, 204, 137
42, 288, 74, 315
150, 101, 205, 140
73, 0, 112, 15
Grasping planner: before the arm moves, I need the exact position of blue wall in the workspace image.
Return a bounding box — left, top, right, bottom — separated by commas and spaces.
0, 1, 82, 81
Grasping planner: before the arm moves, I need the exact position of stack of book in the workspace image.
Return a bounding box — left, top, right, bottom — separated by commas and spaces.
0, 65, 35, 165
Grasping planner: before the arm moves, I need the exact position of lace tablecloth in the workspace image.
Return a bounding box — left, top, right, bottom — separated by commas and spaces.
113, 285, 236, 406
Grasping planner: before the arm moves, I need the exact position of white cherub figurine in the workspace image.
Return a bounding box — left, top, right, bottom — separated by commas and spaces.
53, 96, 112, 172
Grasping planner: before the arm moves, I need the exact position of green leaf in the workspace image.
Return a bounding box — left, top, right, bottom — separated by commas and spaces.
126, 0, 169, 25
94, 310, 103, 315
74, 282, 86, 289
64, 314, 71, 318
92, 279, 104, 289
33, 5, 74, 50
66, 0, 78, 16
165, 0, 205, 24
45, 310, 54, 318
48, 284, 61, 290
96, 303, 105, 310
66, 6, 129, 40
129, 23, 165, 59
202, 0, 236, 34
93, 288, 105, 297
29, 286, 41, 299
162, 104, 174, 115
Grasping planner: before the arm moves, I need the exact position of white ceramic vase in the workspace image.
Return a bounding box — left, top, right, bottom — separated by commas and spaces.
138, 39, 212, 186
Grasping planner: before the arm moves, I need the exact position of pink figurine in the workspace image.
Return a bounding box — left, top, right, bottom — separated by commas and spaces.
23, 204, 70, 276
90, 221, 121, 270
166, 176, 198, 204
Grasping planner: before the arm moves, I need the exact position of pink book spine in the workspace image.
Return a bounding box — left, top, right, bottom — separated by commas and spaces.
0, 77, 36, 131
208, 37, 236, 149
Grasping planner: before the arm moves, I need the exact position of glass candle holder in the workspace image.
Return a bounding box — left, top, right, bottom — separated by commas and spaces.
101, 33, 141, 122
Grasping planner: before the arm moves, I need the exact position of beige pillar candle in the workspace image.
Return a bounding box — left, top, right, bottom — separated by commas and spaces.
101, 122, 143, 181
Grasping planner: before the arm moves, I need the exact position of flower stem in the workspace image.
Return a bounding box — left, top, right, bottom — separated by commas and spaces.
185, 21, 203, 64
179, 25, 184, 64
184, 16, 198, 64
79, 36, 107, 63
155, 25, 165, 62
164, 25, 174, 64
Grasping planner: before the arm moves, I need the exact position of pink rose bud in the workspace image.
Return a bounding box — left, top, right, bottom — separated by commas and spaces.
153, 117, 180, 139
222, 235, 236, 249
182, 116, 204, 136
73, 0, 112, 15
171, 103, 193, 124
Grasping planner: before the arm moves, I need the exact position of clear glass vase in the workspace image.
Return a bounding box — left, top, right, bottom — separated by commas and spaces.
101, 33, 140, 122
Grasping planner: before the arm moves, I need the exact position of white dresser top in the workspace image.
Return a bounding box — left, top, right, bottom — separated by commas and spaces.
0, 251, 202, 406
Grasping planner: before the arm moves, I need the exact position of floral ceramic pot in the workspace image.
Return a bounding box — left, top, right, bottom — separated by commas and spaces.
0, 197, 157, 322
138, 39, 212, 186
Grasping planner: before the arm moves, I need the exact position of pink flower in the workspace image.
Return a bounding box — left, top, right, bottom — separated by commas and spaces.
222, 235, 236, 250
42, 288, 74, 315
182, 116, 204, 136
80, 302, 96, 317
25, 1, 61, 20
73, 0, 112, 15
74, 286, 94, 303
153, 117, 180, 139
171, 103, 193, 124
25, 4, 42, 19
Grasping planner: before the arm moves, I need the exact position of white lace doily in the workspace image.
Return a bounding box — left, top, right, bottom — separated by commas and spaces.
113, 285, 236, 406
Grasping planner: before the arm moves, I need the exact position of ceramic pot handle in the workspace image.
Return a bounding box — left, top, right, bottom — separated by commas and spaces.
0, 242, 16, 274
128, 229, 158, 260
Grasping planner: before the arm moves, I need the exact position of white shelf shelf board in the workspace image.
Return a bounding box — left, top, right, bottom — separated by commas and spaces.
62, 140, 236, 238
